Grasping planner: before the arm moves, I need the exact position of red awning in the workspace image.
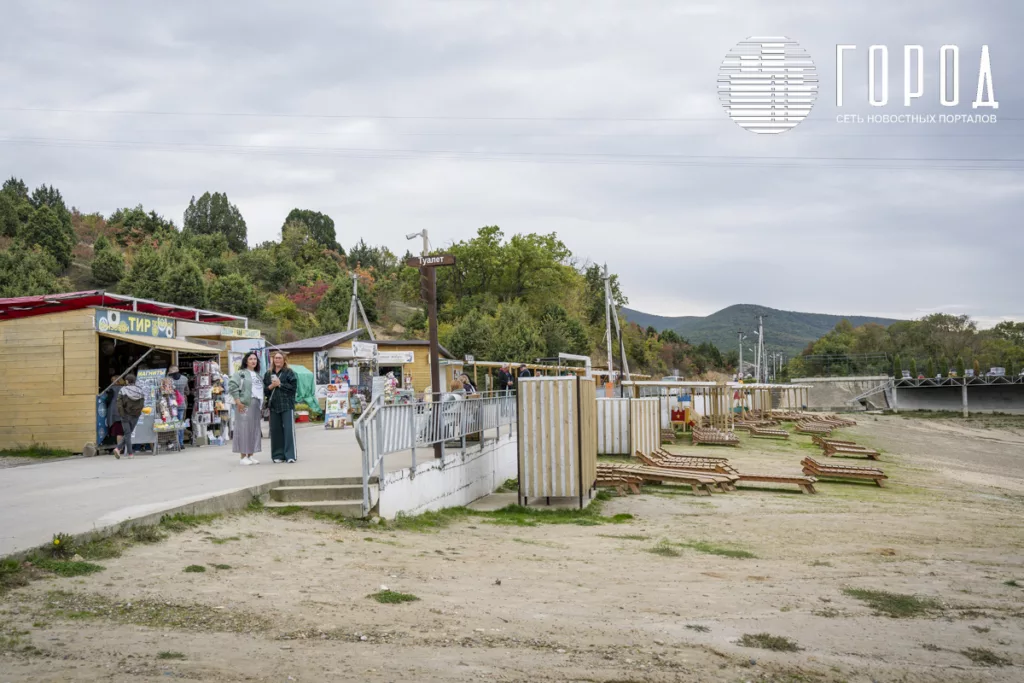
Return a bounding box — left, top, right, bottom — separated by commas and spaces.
0, 290, 241, 323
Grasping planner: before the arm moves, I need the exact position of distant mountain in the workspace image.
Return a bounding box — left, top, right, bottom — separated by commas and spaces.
621, 304, 903, 356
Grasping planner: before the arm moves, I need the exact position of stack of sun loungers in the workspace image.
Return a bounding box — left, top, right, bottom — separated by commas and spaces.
749, 425, 790, 439
795, 420, 835, 436
692, 427, 740, 446
801, 457, 887, 487
597, 448, 818, 495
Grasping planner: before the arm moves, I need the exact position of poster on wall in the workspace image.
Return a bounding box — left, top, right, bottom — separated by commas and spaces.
228, 352, 244, 375
314, 351, 330, 386
95, 309, 175, 338
323, 384, 349, 429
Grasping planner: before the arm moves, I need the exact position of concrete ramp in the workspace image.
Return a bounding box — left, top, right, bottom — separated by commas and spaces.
790, 376, 892, 412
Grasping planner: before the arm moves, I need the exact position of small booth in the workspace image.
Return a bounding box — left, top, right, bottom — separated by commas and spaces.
0, 290, 252, 454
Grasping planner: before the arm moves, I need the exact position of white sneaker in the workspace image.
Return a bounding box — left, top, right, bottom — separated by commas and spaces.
247, 457, 260, 465
239, 458, 252, 466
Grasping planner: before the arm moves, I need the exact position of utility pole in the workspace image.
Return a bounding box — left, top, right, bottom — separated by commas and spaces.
347, 272, 375, 340
754, 315, 765, 383
603, 264, 614, 393
738, 332, 745, 380
406, 229, 451, 460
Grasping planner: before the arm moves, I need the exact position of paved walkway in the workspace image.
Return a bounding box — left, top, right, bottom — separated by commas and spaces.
0, 425, 416, 558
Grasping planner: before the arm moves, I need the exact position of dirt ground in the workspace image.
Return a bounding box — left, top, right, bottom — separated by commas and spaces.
2, 414, 1024, 682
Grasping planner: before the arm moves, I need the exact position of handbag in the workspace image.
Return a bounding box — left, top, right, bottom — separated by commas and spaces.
263, 389, 274, 421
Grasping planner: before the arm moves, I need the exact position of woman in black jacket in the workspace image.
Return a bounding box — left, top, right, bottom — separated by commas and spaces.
264, 351, 298, 463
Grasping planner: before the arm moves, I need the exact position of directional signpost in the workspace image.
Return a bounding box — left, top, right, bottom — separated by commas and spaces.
409, 252, 456, 458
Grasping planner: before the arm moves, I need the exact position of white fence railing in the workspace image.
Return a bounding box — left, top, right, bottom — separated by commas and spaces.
355, 394, 517, 516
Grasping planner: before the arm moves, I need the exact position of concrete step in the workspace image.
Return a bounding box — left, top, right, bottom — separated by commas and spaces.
270, 484, 364, 503
263, 500, 366, 517
276, 477, 377, 487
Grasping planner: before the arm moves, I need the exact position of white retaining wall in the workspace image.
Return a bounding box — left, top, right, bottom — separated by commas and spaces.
378, 434, 518, 519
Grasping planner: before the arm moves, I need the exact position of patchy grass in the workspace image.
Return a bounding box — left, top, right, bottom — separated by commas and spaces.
210, 564, 232, 571
0, 444, 74, 459
812, 607, 841, 618
921, 643, 942, 652
269, 505, 305, 516
129, 525, 167, 544
30, 558, 105, 577
246, 497, 264, 512
685, 624, 711, 633
960, 648, 1011, 667
642, 539, 755, 559
159, 513, 221, 532
680, 541, 756, 559
207, 536, 241, 545
646, 540, 682, 557
738, 633, 801, 652
842, 588, 942, 618
389, 508, 474, 531
183, 565, 206, 573
369, 590, 420, 604
0, 558, 33, 594
482, 502, 631, 528
809, 560, 833, 567
157, 651, 186, 660
1004, 579, 1020, 587
597, 533, 650, 541
495, 478, 518, 493
41, 590, 271, 632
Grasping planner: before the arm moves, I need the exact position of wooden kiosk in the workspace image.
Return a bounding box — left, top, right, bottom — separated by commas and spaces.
0, 291, 251, 453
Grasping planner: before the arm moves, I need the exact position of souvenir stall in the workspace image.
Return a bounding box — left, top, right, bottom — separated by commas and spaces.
191, 360, 231, 446
0, 291, 248, 454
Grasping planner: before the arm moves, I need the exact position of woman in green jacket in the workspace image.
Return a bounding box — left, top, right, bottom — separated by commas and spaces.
227, 352, 263, 466
264, 351, 299, 463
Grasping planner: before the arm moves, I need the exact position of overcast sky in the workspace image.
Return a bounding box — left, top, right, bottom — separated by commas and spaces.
1, 0, 1021, 327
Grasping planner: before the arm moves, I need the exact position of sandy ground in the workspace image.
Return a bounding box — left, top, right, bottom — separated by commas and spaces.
2, 414, 1024, 682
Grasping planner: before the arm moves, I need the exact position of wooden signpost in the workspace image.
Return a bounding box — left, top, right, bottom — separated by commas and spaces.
410, 253, 456, 458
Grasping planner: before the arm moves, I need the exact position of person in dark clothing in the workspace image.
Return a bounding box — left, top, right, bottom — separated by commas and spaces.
518, 364, 532, 378
114, 374, 145, 459
496, 363, 514, 395
264, 351, 298, 463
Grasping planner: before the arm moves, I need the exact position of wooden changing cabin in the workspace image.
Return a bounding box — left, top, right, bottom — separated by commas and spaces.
0, 291, 252, 453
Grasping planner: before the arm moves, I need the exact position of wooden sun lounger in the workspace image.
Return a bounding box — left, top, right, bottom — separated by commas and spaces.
597, 463, 717, 496
596, 473, 643, 496
660, 429, 677, 444
654, 447, 732, 463
823, 444, 880, 459
750, 426, 790, 439
634, 451, 738, 491
801, 457, 887, 486
647, 451, 814, 494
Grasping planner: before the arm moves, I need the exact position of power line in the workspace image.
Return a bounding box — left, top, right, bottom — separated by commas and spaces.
2, 105, 1024, 123
2, 136, 1022, 171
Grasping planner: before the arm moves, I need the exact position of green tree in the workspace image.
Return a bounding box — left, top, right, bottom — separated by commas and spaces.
91, 248, 125, 286
910, 359, 918, 378
284, 208, 340, 252
93, 234, 112, 253
183, 192, 248, 252
22, 206, 73, 269
0, 191, 20, 237
973, 358, 981, 377
207, 273, 264, 318
160, 256, 206, 308
893, 354, 902, 378
926, 358, 935, 378
488, 302, 545, 362
939, 358, 949, 378
108, 205, 177, 246
29, 184, 72, 232
443, 311, 494, 360
2, 176, 29, 201
315, 277, 352, 333
120, 245, 168, 300
955, 355, 965, 377
0, 243, 65, 296
1007, 358, 1017, 376
538, 304, 590, 357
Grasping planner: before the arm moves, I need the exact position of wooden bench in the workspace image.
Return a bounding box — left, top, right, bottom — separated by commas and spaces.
648, 450, 815, 494
634, 451, 738, 491
801, 457, 887, 487
720, 470, 818, 494
812, 436, 880, 459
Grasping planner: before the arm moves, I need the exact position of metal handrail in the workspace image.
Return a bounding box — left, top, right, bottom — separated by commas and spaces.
356, 394, 517, 516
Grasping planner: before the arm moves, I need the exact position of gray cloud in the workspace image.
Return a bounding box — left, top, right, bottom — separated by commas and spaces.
0, 0, 1021, 326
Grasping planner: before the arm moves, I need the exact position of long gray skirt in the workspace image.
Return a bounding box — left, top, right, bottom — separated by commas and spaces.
232, 398, 263, 454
